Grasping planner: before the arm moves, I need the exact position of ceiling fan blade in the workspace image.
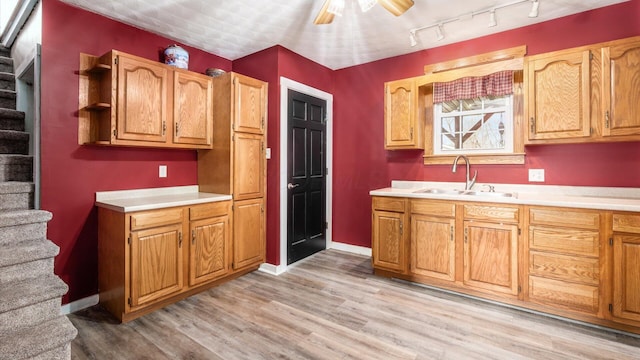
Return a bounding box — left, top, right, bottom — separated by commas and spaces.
314, 0, 335, 25
377, 0, 415, 16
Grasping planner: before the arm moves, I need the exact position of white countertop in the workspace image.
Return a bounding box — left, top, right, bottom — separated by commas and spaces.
95, 185, 232, 213
370, 181, 640, 212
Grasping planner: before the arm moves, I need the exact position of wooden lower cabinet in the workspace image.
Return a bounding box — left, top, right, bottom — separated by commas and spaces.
372, 197, 408, 273
98, 200, 262, 322
410, 200, 455, 281
463, 221, 519, 296
371, 197, 640, 335
232, 197, 265, 270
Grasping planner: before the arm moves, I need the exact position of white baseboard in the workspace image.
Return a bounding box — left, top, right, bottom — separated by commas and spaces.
258, 262, 287, 276
60, 294, 99, 315
329, 242, 372, 257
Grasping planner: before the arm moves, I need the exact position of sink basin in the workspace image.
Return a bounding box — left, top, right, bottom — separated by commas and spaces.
462, 191, 517, 198
414, 188, 464, 195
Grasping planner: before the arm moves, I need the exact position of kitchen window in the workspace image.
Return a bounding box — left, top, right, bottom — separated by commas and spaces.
434, 95, 513, 155
432, 70, 514, 156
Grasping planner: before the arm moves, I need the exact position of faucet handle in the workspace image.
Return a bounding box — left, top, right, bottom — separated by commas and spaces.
482, 184, 495, 192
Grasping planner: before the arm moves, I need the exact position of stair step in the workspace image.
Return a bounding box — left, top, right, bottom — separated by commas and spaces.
0, 238, 59, 283
0, 182, 33, 211
0, 108, 25, 131
0, 210, 51, 244
0, 297, 61, 334
0, 47, 9, 58
0, 274, 68, 314
0, 88, 16, 109
0, 72, 15, 91
30, 342, 72, 360
0, 129, 29, 154
0, 56, 13, 73
0, 315, 77, 360
0, 154, 32, 182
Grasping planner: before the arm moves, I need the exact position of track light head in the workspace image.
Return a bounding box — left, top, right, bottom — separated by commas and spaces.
409, 31, 417, 47
435, 24, 444, 41
529, 0, 539, 18
488, 10, 497, 27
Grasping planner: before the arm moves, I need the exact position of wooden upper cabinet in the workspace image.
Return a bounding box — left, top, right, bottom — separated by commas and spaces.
384, 78, 424, 150
233, 74, 266, 135
173, 70, 213, 146
79, 50, 213, 149
233, 132, 265, 200
525, 49, 591, 141
116, 54, 168, 143
602, 38, 640, 137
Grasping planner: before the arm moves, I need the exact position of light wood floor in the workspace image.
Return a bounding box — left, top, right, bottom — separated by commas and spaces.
70, 250, 640, 360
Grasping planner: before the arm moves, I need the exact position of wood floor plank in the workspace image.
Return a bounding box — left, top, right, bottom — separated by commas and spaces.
69, 249, 640, 359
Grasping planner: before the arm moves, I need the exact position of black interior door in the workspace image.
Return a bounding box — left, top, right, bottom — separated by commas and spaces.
287, 89, 327, 265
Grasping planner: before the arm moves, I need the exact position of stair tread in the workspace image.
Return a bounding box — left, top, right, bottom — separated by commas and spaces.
0, 108, 24, 119
0, 88, 16, 98
0, 181, 33, 193
0, 239, 59, 267
0, 129, 29, 139
0, 209, 52, 227
0, 154, 32, 163
0, 274, 68, 313
0, 316, 77, 360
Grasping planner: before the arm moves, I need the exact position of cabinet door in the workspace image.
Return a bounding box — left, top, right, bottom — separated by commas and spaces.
173, 71, 213, 146
602, 40, 640, 137
233, 198, 265, 270
130, 223, 183, 307
233, 133, 265, 200
463, 221, 518, 295
116, 54, 168, 143
612, 235, 640, 325
372, 209, 408, 273
189, 215, 230, 286
526, 50, 591, 141
411, 214, 455, 281
384, 79, 423, 149
233, 74, 266, 134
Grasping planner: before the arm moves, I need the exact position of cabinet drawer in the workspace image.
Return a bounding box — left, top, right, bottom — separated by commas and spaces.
190, 201, 230, 221
528, 276, 598, 315
529, 207, 600, 230
529, 226, 599, 257
372, 197, 406, 212
613, 213, 640, 234
529, 251, 599, 285
463, 204, 519, 223
130, 208, 184, 231
411, 199, 455, 217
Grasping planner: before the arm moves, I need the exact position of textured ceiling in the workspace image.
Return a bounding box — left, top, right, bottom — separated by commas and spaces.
60, 0, 628, 69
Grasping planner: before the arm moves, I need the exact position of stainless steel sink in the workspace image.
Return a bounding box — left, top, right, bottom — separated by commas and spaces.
462, 191, 516, 198
414, 188, 464, 195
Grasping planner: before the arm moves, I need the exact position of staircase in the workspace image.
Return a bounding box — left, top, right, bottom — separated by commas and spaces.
0, 46, 77, 359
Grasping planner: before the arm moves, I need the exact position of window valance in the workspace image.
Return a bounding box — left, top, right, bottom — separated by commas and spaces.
433, 70, 514, 104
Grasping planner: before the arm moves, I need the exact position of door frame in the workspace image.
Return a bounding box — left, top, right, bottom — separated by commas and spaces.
279, 77, 333, 272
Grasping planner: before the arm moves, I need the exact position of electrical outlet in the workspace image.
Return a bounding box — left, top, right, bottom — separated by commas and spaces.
529, 169, 545, 182
159, 165, 167, 178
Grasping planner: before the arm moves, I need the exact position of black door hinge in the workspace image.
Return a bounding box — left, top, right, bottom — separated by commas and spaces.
610, 238, 613, 246
609, 303, 613, 313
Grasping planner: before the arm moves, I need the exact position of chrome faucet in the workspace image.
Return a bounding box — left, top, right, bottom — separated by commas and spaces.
452, 155, 477, 191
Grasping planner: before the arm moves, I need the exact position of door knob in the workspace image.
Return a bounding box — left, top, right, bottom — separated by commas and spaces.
287, 183, 299, 189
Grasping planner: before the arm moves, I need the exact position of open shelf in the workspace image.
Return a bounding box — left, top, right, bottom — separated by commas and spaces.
87, 63, 111, 74
85, 102, 111, 111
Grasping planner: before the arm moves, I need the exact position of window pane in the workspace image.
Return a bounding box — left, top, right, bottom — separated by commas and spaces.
462, 114, 483, 133
441, 100, 460, 113
441, 116, 458, 133
461, 98, 482, 111
484, 96, 507, 109
441, 134, 456, 150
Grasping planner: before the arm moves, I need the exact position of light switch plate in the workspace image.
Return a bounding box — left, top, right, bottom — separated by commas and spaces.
266, 148, 271, 159
159, 165, 167, 178
529, 168, 545, 182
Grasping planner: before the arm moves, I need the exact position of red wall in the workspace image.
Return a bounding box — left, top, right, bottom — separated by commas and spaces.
41, 0, 231, 303
233, 46, 334, 265
332, 0, 640, 247
42, 0, 640, 304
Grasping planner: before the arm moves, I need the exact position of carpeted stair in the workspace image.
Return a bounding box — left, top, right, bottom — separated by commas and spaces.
0, 45, 76, 360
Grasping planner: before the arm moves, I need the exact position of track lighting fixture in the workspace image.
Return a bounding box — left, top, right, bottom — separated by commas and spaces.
409, 31, 418, 47
358, 0, 377, 12
435, 24, 444, 41
488, 10, 497, 27
408, 0, 541, 47
327, 0, 345, 16
529, 0, 539, 17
